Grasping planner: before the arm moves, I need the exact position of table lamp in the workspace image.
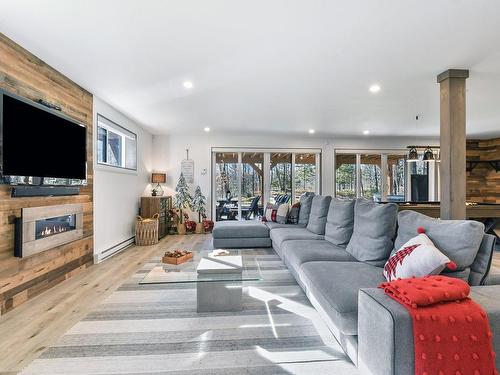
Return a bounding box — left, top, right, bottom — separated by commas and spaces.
151, 172, 166, 196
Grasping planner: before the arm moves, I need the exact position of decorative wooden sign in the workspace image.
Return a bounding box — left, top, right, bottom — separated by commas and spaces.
181, 149, 195, 183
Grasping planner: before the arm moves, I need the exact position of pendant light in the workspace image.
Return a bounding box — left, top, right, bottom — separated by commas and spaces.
407, 146, 419, 162
422, 146, 435, 162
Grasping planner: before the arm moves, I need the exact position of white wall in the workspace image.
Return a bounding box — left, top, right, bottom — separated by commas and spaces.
93, 97, 153, 261
152, 133, 438, 220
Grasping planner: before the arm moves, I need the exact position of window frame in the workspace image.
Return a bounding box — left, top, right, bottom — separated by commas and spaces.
96, 114, 137, 172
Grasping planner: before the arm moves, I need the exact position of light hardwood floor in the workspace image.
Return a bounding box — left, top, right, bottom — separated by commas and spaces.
0, 234, 498, 374
0, 234, 205, 375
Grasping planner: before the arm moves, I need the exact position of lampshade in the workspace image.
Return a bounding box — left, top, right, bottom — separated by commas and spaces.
407, 147, 419, 162
151, 173, 166, 184
422, 147, 435, 162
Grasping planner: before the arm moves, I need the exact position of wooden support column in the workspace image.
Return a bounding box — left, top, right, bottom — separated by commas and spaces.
437, 69, 469, 219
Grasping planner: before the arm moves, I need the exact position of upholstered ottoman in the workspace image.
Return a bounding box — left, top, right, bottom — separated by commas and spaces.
212, 221, 271, 248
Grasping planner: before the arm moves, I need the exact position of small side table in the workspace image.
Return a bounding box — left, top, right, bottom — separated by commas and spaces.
196, 255, 243, 312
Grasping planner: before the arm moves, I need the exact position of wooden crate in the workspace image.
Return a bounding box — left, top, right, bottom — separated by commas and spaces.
135, 215, 159, 246
162, 252, 193, 265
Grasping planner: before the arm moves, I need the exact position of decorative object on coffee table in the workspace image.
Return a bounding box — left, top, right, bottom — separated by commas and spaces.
135, 214, 159, 246
162, 250, 193, 265
151, 172, 166, 196
192, 185, 207, 234
209, 249, 230, 257
173, 173, 192, 235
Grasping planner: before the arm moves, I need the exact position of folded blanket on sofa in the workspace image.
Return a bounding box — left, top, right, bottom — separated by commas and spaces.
379, 275, 498, 375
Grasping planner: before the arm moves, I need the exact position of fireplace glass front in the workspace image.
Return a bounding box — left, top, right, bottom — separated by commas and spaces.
35, 214, 77, 240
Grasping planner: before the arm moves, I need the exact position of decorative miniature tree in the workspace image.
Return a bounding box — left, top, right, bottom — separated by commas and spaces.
192, 185, 207, 223
173, 173, 192, 234
191, 185, 207, 234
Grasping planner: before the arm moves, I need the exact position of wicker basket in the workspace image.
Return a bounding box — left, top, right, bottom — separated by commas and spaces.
135, 213, 159, 246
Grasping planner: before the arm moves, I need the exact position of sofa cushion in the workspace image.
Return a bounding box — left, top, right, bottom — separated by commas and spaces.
298, 192, 315, 226
306, 195, 332, 234
212, 221, 269, 239
393, 210, 485, 275
346, 199, 398, 267
324, 198, 355, 247
270, 227, 324, 252
300, 261, 385, 335
265, 222, 305, 230
282, 240, 356, 282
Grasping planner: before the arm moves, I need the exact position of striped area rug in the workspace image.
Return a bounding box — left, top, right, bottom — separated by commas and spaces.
20, 245, 358, 374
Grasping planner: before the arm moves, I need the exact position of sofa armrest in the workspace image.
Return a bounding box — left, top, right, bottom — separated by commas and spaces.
358, 288, 414, 375
359, 286, 500, 374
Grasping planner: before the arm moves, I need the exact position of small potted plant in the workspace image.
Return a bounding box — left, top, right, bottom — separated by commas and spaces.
172, 173, 192, 235
192, 185, 207, 234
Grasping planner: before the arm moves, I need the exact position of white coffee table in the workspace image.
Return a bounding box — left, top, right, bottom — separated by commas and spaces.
196, 255, 243, 312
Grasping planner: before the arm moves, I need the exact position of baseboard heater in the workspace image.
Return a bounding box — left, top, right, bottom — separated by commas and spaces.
94, 236, 135, 263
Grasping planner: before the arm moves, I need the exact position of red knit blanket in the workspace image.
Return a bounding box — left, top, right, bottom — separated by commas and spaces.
379, 275, 498, 375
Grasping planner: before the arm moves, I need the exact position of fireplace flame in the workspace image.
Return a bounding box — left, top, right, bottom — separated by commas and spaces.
40, 225, 68, 237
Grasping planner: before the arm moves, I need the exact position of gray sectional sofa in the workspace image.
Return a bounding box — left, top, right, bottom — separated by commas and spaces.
212, 194, 500, 374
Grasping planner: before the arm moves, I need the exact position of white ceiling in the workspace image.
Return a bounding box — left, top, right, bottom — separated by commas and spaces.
1, 0, 500, 137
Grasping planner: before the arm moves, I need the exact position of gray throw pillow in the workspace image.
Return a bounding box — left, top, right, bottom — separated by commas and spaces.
298, 192, 315, 226
346, 199, 398, 267
306, 195, 332, 235
393, 210, 485, 272
325, 198, 355, 247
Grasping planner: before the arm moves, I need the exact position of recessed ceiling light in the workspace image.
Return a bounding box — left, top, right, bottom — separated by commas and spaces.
369, 84, 381, 93
204, 127, 210, 132
183, 81, 193, 89
363, 130, 370, 135
308, 129, 315, 134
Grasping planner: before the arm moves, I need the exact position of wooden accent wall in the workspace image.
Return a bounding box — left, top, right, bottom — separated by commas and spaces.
0, 33, 93, 315
466, 137, 500, 203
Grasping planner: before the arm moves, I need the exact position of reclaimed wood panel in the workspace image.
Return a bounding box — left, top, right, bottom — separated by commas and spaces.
0, 33, 93, 315
467, 138, 500, 203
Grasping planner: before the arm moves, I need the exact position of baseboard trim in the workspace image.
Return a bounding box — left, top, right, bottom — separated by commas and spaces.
94, 237, 135, 263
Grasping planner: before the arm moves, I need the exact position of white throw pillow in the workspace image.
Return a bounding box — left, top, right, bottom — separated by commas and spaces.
383, 231, 455, 282
263, 203, 289, 223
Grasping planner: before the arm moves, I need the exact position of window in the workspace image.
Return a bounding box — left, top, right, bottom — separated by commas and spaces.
212, 148, 321, 221
270, 153, 292, 203
335, 150, 411, 201
360, 154, 382, 201
97, 115, 137, 170
335, 153, 357, 199
387, 154, 406, 202
294, 153, 318, 201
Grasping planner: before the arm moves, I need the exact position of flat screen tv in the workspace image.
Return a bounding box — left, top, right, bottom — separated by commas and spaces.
0, 91, 87, 184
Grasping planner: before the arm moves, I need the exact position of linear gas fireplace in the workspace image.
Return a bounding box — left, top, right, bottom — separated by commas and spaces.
15, 204, 83, 258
